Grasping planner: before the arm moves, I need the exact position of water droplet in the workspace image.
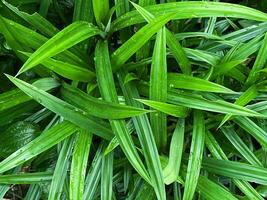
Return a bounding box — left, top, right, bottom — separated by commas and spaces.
36, 98, 42, 104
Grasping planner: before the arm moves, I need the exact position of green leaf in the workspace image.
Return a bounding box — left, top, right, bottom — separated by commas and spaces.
0, 16, 87, 67
0, 172, 52, 184
183, 110, 205, 200
0, 185, 9, 199
111, 12, 176, 71
166, 30, 191, 75
214, 59, 246, 77
39, 0, 51, 17
213, 35, 263, 78
101, 150, 113, 200
203, 158, 267, 185
112, 2, 267, 31
95, 40, 150, 183
136, 99, 188, 118
0, 15, 25, 51
0, 121, 77, 174
221, 126, 262, 166
104, 121, 135, 155
0, 77, 59, 112
163, 119, 185, 185
197, 176, 238, 200
0, 101, 39, 126
73, 0, 94, 23
205, 131, 263, 200
234, 117, 267, 148
138, 0, 156, 6
118, 69, 166, 200
168, 90, 262, 117
61, 83, 150, 119
219, 85, 258, 128
135, 181, 156, 200
24, 184, 42, 200
149, 26, 167, 150
168, 73, 235, 93
17, 21, 104, 75
246, 32, 267, 86
123, 72, 138, 84
70, 130, 92, 200
48, 136, 75, 200
84, 145, 103, 200
130, 1, 191, 74
6, 75, 113, 140
2, 0, 58, 37
0, 121, 40, 158
92, 0, 109, 26
20, 52, 95, 82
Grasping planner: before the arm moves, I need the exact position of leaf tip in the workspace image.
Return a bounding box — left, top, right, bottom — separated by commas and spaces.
4, 73, 13, 80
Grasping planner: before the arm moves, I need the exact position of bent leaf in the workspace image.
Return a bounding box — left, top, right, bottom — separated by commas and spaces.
18, 22, 104, 75
0, 121, 77, 174
6, 75, 113, 140
168, 73, 235, 94
61, 83, 150, 119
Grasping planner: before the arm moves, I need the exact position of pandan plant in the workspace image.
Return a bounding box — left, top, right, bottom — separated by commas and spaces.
1, 0, 267, 199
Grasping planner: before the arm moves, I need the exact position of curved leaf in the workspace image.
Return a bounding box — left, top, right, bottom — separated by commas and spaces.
61, 83, 150, 119
168, 90, 262, 117
112, 2, 267, 31
111, 12, 176, 70
0, 121, 77, 174
6, 75, 113, 140
168, 73, 235, 94
203, 158, 267, 185
18, 21, 104, 75
136, 99, 188, 118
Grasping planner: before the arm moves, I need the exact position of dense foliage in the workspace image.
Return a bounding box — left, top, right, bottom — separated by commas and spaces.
1, 0, 267, 199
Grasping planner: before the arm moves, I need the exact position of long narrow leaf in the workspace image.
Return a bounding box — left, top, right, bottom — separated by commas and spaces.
221, 126, 262, 166
205, 131, 263, 199
95, 40, 150, 183
61, 83, 150, 119
136, 99, 188, 118
0, 121, 77, 174
131, 2, 191, 74
18, 22, 104, 75
168, 73, 235, 94
203, 158, 267, 185
70, 130, 92, 200
101, 151, 113, 200
118, 69, 166, 200
168, 90, 262, 117
183, 111, 205, 200
197, 176, 238, 200
111, 13, 176, 70
112, 2, 267, 31
0, 172, 52, 184
149, 26, 167, 150
6, 75, 113, 140
48, 136, 75, 200
163, 119, 185, 184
